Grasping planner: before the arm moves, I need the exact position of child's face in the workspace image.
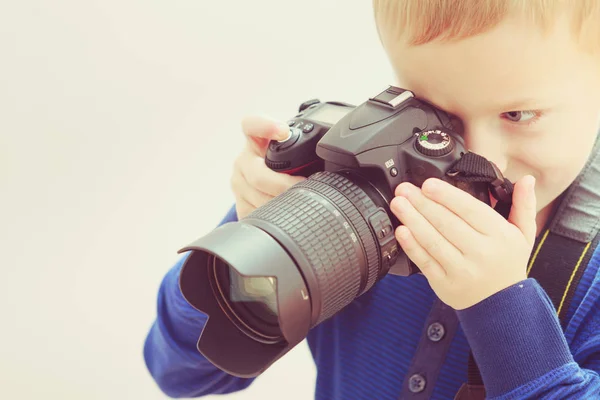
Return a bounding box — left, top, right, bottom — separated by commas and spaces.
378, 14, 600, 216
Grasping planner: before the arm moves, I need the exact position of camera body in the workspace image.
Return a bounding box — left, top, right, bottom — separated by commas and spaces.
265, 86, 487, 276
264, 99, 355, 176
177, 86, 494, 378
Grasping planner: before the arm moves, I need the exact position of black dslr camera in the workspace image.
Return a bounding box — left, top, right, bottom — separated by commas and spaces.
177, 86, 506, 378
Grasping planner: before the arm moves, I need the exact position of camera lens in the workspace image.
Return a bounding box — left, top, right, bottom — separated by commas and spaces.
211, 256, 283, 342
179, 170, 395, 376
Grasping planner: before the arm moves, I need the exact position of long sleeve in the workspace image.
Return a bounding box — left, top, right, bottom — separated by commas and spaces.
456, 270, 600, 399
143, 205, 255, 398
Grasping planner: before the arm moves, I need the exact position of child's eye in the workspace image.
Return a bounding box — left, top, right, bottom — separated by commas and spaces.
501, 110, 538, 123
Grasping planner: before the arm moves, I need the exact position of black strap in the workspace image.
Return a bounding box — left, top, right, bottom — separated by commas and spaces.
527, 228, 599, 328
447, 151, 599, 399
447, 151, 514, 219
458, 230, 599, 394
446, 152, 513, 394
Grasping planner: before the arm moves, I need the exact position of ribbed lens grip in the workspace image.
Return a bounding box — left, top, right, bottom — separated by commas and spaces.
306, 172, 381, 294
246, 171, 381, 325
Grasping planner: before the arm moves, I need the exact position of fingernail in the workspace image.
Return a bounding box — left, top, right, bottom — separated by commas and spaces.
396, 226, 410, 240
423, 178, 439, 193
396, 183, 412, 197
277, 123, 291, 139
391, 196, 407, 212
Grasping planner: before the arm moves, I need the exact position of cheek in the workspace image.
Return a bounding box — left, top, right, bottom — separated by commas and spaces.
510, 113, 598, 208
529, 129, 597, 206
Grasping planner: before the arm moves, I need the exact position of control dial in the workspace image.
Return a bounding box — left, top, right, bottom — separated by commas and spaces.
415, 129, 455, 156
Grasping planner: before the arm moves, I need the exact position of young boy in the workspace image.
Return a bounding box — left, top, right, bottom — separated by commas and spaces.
144, 1, 600, 398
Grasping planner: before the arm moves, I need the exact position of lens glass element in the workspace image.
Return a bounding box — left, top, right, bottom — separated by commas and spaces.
229, 273, 279, 317
212, 257, 282, 341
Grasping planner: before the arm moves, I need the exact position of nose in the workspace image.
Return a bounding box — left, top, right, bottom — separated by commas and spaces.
461, 123, 508, 173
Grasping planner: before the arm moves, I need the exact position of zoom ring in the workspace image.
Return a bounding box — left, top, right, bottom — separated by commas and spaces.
247, 185, 362, 324
247, 171, 381, 325
305, 171, 382, 294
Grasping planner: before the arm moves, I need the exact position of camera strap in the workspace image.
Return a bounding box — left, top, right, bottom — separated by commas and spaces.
448, 138, 600, 400
446, 151, 514, 219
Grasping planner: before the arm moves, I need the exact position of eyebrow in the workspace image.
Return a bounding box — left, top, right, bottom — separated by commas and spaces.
416, 91, 552, 116
493, 98, 546, 111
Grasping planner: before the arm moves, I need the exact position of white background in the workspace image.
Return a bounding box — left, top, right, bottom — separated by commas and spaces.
0, 1, 394, 399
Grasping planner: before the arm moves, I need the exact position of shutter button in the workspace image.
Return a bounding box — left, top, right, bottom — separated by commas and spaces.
277, 128, 293, 143
427, 322, 445, 342
408, 374, 426, 393
270, 128, 300, 151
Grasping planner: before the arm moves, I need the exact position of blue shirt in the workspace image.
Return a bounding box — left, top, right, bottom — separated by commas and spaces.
144, 204, 600, 399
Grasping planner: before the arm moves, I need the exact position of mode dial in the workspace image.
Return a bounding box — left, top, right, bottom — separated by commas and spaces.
415, 129, 454, 157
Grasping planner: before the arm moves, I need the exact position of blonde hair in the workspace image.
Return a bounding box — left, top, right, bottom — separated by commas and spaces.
373, 0, 600, 53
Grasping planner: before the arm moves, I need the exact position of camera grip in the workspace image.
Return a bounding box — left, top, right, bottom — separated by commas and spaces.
442, 176, 491, 206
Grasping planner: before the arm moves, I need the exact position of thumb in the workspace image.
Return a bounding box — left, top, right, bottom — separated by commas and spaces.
241, 116, 290, 156
508, 175, 537, 244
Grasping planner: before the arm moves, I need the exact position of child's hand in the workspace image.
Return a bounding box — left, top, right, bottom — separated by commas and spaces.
231, 116, 306, 219
390, 176, 537, 310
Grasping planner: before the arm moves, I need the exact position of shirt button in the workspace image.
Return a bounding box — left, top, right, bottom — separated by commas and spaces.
408, 374, 426, 393
427, 322, 445, 342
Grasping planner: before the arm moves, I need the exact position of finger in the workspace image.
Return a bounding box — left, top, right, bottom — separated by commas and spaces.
238, 151, 306, 197
231, 169, 275, 209
235, 196, 255, 220
241, 115, 291, 157
390, 196, 463, 270
395, 225, 446, 281
394, 182, 482, 252
508, 175, 537, 246
418, 178, 507, 235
